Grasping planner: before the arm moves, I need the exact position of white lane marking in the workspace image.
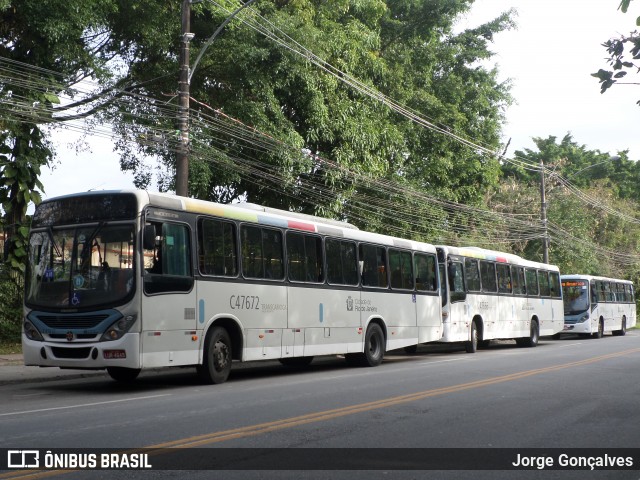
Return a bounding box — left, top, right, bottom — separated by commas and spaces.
0, 394, 171, 417
557, 342, 584, 348
416, 357, 468, 365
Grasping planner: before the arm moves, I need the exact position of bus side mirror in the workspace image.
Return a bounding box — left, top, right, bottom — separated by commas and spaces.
143, 225, 157, 250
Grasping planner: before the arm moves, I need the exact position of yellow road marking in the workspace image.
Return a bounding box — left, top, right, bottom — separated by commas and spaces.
3, 347, 639, 479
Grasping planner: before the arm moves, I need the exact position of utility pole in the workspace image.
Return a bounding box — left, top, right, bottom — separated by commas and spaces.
540, 159, 549, 264
176, 0, 192, 197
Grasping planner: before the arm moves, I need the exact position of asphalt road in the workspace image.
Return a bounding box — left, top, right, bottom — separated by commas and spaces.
1, 333, 639, 480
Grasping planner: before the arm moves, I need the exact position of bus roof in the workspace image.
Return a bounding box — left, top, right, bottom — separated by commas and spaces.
561, 274, 633, 285
39, 190, 436, 254
436, 245, 559, 271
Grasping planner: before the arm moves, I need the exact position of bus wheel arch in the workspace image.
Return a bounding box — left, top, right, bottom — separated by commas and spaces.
198, 318, 242, 384
203, 317, 243, 361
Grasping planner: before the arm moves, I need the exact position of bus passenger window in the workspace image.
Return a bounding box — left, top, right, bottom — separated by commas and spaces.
465, 258, 481, 292
287, 232, 323, 283
414, 254, 437, 292
326, 239, 358, 286
538, 271, 550, 296
448, 261, 465, 302
480, 261, 497, 293
360, 244, 387, 288
198, 218, 238, 277
143, 221, 193, 294
389, 249, 413, 290
497, 264, 512, 294
525, 269, 539, 296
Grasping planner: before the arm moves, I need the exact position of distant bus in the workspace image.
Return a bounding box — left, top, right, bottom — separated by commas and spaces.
560, 275, 636, 338
23, 191, 443, 383
436, 246, 563, 352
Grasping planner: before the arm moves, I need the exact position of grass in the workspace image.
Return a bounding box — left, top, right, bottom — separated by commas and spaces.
0, 341, 21, 355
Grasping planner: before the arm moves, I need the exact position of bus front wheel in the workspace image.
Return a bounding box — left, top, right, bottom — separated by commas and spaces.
592, 320, 604, 339
198, 326, 232, 384
346, 323, 385, 367
465, 321, 478, 353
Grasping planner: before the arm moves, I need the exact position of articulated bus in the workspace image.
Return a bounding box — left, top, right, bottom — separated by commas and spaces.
436, 246, 563, 353
23, 190, 443, 383
561, 275, 636, 338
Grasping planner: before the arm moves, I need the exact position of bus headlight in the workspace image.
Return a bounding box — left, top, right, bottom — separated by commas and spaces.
100, 315, 137, 342
24, 321, 44, 341
577, 314, 589, 323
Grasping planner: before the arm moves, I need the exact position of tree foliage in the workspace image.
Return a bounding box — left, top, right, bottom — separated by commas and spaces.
593, 0, 640, 104
0, 0, 127, 271
101, 0, 514, 236
491, 134, 640, 281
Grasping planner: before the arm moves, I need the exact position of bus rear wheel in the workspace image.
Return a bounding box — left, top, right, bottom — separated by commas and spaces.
613, 317, 627, 336
518, 320, 539, 348
346, 323, 385, 367
107, 367, 141, 383
198, 326, 232, 384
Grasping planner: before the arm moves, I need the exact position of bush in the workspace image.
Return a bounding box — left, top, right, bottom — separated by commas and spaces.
0, 271, 23, 344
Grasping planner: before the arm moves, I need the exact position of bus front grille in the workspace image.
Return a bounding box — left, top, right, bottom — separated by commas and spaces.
38, 315, 110, 329
51, 347, 92, 359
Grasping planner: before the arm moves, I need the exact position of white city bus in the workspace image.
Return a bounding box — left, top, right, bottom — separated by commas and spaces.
560, 275, 636, 338
436, 246, 563, 352
23, 190, 442, 383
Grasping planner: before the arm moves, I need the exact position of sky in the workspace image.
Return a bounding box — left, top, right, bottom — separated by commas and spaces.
38, 0, 640, 202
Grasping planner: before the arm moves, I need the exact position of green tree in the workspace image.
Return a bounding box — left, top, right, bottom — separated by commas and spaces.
492, 134, 640, 281
0, 0, 130, 271
104, 0, 514, 236
592, 0, 640, 104
2, 0, 515, 250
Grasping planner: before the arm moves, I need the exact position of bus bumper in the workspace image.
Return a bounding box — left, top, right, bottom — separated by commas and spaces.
22, 333, 141, 370
561, 322, 592, 335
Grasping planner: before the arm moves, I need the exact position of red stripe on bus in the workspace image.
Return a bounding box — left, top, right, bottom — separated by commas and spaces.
287, 220, 316, 232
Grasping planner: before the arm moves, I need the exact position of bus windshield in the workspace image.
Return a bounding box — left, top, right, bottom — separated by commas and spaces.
26, 224, 135, 310
562, 281, 589, 315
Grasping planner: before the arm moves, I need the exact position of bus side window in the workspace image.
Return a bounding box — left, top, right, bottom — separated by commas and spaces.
497, 264, 512, 294
448, 261, 466, 302
525, 268, 539, 296
464, 258, 481, 292
143, 221, 193, 294
414, 253, 437, 292
480, 261, 497, 293
360, 244, 388, 288
591, 283, 598, 304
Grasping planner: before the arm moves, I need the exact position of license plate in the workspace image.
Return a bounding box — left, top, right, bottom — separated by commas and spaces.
103, 350, 126, 359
